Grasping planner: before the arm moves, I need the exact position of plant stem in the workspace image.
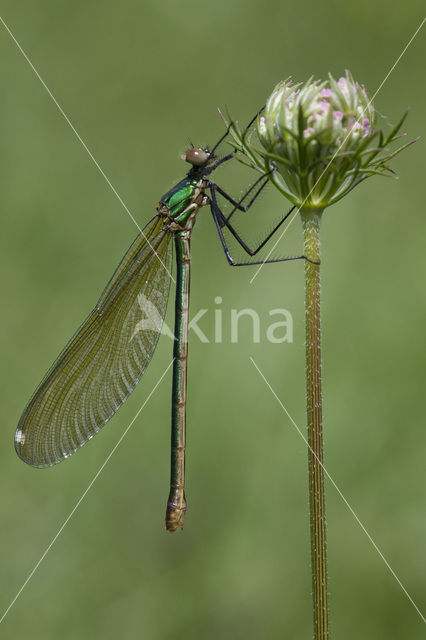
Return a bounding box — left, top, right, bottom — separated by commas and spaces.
301, 208, 329, 639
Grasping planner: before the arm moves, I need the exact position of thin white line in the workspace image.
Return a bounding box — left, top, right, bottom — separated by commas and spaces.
0, 358, 174, 626
0, 15, 175, 283
250, 356, 426, 625
249, 16, 426, 284
369, 16, 426, 103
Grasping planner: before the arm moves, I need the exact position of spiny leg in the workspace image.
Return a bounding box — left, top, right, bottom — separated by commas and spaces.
217, 104, 264, 146
209, 121, 234, 157
206, 151, 237, 174
204, 161, 272, 238
207, 106, 265, 173
205, 172, 272, 231
210, 182, 295, 255
207, 107, 276, 231
212, 173, 271, 224
209, 186, 317, 266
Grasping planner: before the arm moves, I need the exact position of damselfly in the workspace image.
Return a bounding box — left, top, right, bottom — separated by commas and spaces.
15, 116, 311, 531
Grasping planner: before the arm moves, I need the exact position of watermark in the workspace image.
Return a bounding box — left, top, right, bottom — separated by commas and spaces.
131, 294, 293, 344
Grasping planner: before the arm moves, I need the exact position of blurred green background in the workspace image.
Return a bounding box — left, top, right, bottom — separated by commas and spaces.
0, 2, 425, 638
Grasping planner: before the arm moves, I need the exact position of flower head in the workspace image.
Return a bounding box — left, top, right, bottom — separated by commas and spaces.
225, 71, 414, 209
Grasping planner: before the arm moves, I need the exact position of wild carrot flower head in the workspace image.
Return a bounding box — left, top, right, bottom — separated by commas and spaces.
225, 71, 414, 209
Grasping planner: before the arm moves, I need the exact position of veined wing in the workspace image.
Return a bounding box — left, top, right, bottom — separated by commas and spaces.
16, 215, 173, 468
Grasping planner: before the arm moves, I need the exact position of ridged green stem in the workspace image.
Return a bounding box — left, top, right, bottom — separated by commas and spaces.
301, 208, 329, 639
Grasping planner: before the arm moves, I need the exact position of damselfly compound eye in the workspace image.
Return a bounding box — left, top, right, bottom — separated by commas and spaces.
184, 147, 210, 166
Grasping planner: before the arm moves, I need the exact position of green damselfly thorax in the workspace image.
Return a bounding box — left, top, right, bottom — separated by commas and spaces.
15, 115, 311, 531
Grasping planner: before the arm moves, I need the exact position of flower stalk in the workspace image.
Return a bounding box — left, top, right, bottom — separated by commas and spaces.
301, 208, 328, 639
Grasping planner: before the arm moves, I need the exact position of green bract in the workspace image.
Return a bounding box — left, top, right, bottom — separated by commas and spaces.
225, 71, 414, 209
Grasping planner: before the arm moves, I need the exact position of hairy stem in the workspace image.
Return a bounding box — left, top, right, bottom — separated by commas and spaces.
301, 208, 329, 639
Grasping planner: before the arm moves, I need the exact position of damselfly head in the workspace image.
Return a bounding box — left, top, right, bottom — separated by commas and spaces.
183, 147, 211, 167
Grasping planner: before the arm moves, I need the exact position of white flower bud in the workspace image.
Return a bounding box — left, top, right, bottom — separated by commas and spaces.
225, 71, 413, 210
